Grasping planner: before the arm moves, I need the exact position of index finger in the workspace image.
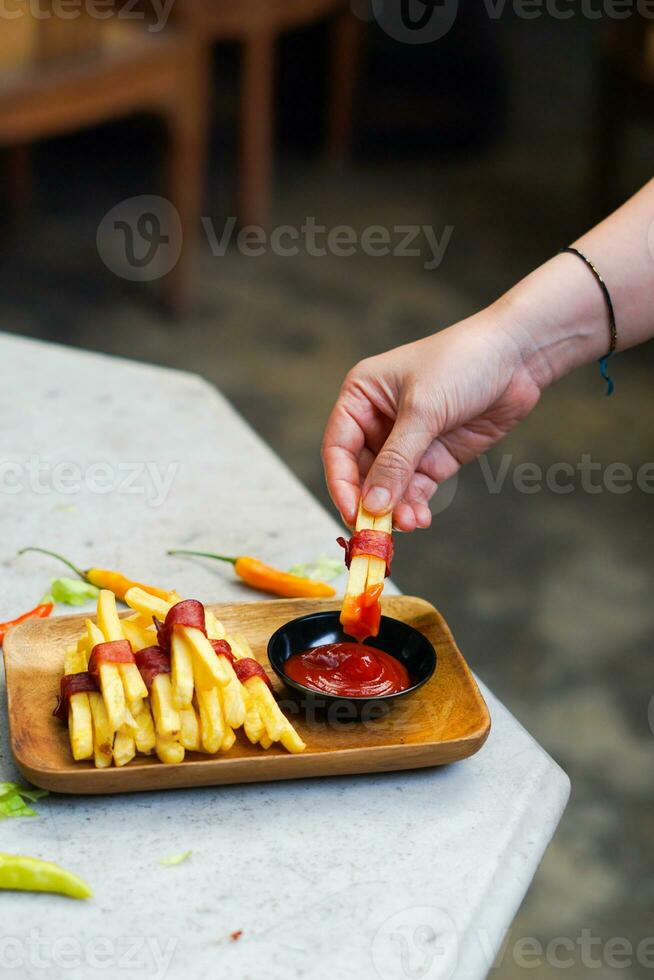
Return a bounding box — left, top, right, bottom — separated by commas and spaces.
321, 402, 365, 527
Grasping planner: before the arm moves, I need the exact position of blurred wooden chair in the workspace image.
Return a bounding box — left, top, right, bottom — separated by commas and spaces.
172, 0, 366, 227
593, 16, 654, 214
0, 11, 209, 312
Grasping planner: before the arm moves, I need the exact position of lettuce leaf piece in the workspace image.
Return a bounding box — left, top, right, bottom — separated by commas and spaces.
0, 783, 48, 819
49, 577, 100, 606
287, 556, 343, 582
160, 851, 192, 866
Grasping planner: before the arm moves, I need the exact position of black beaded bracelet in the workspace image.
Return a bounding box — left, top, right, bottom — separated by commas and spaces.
559, 246, 617, 396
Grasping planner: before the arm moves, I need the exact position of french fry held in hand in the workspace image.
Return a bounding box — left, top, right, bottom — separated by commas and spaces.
53, 584, 306, 769
338, 503, 393, 640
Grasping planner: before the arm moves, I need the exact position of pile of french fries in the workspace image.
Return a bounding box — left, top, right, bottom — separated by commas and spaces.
61, 588, 305, 768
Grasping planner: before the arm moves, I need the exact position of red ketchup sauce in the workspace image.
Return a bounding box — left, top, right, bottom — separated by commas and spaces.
284, 642, 410, 698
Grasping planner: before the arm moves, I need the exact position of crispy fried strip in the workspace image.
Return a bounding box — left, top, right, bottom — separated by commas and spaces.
179, 705, 201, 752
86, 619, 125, 732
195, 687, 224, 754
155, 734, 185, 765
63, 645, 94, 762
150, 673, 181, 738
88, 692, 114, 768
171, 631, 195, 709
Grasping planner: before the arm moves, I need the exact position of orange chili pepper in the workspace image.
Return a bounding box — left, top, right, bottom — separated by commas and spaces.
18, 548, 172, 603
0, 601, 53, 646
167, 550, 336, 599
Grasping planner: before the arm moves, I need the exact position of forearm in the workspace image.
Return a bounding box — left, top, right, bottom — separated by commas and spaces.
498, 178, 654, 389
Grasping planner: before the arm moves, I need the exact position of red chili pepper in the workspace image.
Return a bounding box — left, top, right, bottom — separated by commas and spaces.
0, 602, 53, 647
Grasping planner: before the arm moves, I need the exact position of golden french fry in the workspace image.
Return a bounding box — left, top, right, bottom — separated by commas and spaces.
155, 734, 185, 765
63, 645, 93, 761
183, 627, 224, 689
195, 687, 224, 754
76, 633, 91, 664
343, 503, 375, 598
132, 700, 156, 755
150, 673, 180, 738
118, 664, 147, 704
280, 723, 307, 754
227, 633, 251, 660
96, 589, 123, 640
124, 587, 172, 622
221, 726, 236, 752
343, 505, 393, 597
88, 691, 114, 768
97, 666, 124, 732
97, 589, 148, 703
113, 727, 136, 767
204, 609, 226, 640
170, 631, 194, 709
366, 511, 393, 588
259, 734, 273, 750
227, 633, 304, 748
248, 677, 285, 742
179, 705, 201, 752
218, 666, 246, 729
243, 693, 266, 745
121, 618, 157, 653
67, 695, 94, 761
85, 618, 125, 731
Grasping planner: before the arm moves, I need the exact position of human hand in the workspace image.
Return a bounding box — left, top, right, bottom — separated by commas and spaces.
322, 305, 544, 532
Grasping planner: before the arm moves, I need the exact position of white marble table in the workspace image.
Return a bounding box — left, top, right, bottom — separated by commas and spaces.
0, 333, 569, 980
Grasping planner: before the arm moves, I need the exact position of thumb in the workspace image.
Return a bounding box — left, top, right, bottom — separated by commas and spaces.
362, 409, 434, 514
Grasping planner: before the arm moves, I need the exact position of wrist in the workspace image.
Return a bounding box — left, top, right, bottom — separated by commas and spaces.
494, 253, 613, 390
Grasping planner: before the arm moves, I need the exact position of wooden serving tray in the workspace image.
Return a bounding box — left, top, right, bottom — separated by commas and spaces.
2, 597, 490, 794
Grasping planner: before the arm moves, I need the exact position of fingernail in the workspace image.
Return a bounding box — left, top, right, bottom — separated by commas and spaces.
363, 486, 391, 512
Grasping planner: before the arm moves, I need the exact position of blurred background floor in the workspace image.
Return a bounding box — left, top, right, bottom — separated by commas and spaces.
1, 9, 654, 979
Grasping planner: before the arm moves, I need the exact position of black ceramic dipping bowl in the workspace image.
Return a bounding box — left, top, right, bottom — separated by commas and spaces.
267, 610, 436, 720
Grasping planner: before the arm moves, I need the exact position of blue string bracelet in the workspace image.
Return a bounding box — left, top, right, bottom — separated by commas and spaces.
559, 247, 618, 396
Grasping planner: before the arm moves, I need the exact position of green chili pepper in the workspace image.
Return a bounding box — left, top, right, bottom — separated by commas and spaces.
0, 853, 92, 899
